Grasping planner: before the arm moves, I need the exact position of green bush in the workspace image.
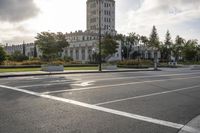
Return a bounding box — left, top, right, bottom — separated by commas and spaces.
117, 59, 152, 66
20, 60, 42, 65
117, 59, 153, 68
179, 61, 200, 65
0, 46, 6, 65
9, 51, 29, 62
64, 56, 73, 62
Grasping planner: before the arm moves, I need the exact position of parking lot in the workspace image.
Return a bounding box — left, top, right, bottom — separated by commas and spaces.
1, 69, 200, 133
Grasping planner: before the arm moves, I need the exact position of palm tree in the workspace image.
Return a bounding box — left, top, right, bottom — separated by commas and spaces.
126, 33, 140, 59
140, 35, 149, 46
140, 35, 149, 59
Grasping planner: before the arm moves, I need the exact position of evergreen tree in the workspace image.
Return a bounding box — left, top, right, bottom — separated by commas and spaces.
149, 26, 160, 49
173, 35, 185, 61
149, 26, 160, 70
163, 30, 173, 61
0, 46, 6, 64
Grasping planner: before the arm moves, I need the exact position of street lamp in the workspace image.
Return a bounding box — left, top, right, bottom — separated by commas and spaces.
98, 0, 102, 72
137, 45, 140, 64
92, 47, 96, 62
153, 48, 158, 70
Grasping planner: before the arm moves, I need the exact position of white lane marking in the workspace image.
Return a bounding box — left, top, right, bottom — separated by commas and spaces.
49, 80, 72, 83
93, 72, 200, 82
72, 81, 95, 87
43, 76, 200, 94
94, 85, 200, 106
0, 84, 187, 130
15, 72, 200, 88
17, 81, 74, 88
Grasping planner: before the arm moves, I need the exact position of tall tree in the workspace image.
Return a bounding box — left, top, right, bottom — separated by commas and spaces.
9, 51, 29, 62
114, 34, 127, 60
149, 26, 160, 70
101, 35, 119, 59
0, 46, 6, 64
163, 30, 173, 61
149, 26, 160, 49
140, 35, 149, 59
182, 39, 198, 61
126, 33, 140, 59
140, 35, 149, 46
35, 32, 69, 61
127, 32, 140, 46
22, 43, 26, 56
33, 43, 37, 58
173, 35, 185, 61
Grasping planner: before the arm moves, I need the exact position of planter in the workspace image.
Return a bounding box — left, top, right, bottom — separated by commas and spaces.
191, 65, 200, 70
117, 65, 149, 69
41, 65, 64, 72
102, 65, 117, 70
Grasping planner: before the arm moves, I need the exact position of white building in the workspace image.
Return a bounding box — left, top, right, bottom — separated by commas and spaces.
63, 0, 119, 62
4, 0, 120, 62
86, 0, 116, 35
4, 43, 40, 58
64, 31, 99, 63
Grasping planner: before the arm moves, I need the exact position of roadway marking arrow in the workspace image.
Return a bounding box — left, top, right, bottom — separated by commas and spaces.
72, 81, 95, 87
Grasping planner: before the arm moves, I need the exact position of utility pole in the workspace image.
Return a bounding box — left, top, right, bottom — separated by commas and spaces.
98, 0, 102, 72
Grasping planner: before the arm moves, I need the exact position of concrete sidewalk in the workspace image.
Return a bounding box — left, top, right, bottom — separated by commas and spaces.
0, 68, 154, 78
179, 115, 200, 133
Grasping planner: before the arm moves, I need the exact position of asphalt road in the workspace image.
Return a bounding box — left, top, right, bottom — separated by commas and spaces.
0, 68, 200, 133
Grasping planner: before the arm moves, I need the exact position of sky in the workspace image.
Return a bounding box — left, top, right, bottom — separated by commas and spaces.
0, 0, 200, 45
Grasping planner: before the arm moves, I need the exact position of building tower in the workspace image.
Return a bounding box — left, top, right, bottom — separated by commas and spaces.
86, 0, 116, 35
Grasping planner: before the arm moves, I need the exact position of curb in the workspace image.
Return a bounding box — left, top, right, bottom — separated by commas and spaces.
0, 69, 158, 78
178, 115, 200, 133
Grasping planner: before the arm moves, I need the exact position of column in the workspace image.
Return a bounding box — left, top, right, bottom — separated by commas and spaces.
85, 46, 88, 61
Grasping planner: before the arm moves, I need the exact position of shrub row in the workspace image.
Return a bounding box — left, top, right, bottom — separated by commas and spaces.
117, 59, 153, 66
0, 64, 98, 69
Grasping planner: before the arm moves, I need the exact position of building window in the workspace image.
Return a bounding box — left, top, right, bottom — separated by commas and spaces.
82, 48, 85, 60
76, 49, 79, 60
65, 50, 68, 56
70, 50, 73, 57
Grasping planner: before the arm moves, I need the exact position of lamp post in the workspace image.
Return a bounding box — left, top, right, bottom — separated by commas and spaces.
98, 0, 102, 72
154, 48, 158, 70
137, 45, 140, 63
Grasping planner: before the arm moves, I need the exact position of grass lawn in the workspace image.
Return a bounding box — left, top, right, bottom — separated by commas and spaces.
0, 66, 98, 73
0, 68, 41, 73
64, 66, 98, 70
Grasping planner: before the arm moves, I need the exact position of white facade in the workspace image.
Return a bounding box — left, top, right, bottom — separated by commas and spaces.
87, 0, 116, 35
63, 0, 118, 62
64, 30, 123, 63
4, 43, 40, 58
64, 31, 98, 63
4, 0, 120, 62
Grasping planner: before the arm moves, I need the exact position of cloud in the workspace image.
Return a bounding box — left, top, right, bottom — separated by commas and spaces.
117, 0, 200, 40
0, 22, 35, 44
2, 35, 35, 44
0, 0, 39, 22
